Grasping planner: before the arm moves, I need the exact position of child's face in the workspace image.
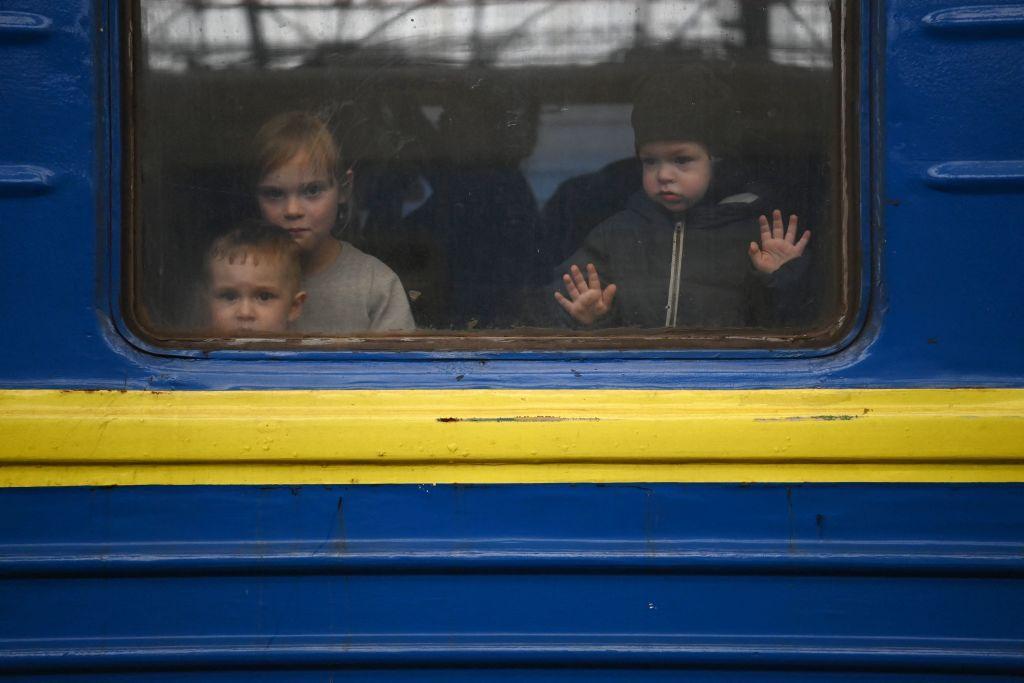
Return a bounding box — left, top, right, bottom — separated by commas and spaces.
257, 151, 346, 257
638, 140, 713, 213
206, 254, 306, 335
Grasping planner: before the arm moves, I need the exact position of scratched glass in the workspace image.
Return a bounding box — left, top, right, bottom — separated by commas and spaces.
131, 0, 846, 347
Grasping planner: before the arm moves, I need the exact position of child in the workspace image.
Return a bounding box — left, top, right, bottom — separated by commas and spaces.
553, 73, 811, 329
204, 220, 306, 335
253, 111, 415, 333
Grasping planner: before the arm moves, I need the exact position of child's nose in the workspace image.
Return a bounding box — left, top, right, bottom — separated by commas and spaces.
237, 298, 257, 320
284, 194, 303, 218
656, 164, 673, 182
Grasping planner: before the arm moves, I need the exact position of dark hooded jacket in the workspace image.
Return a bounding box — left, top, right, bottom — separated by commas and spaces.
549, 190, 807, 329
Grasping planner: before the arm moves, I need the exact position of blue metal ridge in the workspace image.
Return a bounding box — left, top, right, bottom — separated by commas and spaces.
0, 634, 1021, 673
0, 165, 57, 196
2, 540, 1022, 577
0, 12, 52, 37
925, 160, 1024, 191
923, 5, 1024, 34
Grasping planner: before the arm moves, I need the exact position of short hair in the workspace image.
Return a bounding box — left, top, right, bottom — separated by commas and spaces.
204, 220, 302, 290
252, 111, 343, 185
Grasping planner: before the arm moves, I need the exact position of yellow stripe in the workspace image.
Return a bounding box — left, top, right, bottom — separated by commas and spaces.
1, 389, 1023, 486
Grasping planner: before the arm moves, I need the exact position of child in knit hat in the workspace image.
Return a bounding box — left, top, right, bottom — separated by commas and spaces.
552, 71, 811, 328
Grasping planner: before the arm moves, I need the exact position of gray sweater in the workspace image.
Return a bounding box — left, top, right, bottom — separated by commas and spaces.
293, 241, 415, 334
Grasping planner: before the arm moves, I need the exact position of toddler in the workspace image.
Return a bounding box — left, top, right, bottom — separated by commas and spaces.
553, 73, 811, 328
204, 220, 306, 335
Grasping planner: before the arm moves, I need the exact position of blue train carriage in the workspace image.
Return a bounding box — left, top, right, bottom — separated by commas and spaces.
1, 0, 1023, 680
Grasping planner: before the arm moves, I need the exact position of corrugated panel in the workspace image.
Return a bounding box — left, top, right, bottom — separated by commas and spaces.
0, 484, 1021, 678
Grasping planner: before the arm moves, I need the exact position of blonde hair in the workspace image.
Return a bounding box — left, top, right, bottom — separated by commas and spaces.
205, 220, 303, 291
253, 111, 344, 186
252, 110, 354, 237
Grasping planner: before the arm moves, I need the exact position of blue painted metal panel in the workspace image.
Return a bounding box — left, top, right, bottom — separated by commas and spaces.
1, 6, 1022, 681
0, 484, 1022, 678
926, 160, 1024, 191
0, 0, 1020, 389
922, 4, 1024, 34
0, 12, 54, 36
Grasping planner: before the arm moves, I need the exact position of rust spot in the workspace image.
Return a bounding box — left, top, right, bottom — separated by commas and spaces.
755, 414, 860, 422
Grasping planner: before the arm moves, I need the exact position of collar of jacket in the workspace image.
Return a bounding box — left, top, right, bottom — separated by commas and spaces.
625, 190, 768, 231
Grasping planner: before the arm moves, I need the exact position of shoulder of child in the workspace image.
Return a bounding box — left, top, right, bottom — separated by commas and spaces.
340, 242, 414, 329
587, 196, 656, 240
339, 241, 392, 274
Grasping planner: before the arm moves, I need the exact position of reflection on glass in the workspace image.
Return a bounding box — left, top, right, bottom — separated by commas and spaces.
134, 0, 840, 341
143, 1, 831, 71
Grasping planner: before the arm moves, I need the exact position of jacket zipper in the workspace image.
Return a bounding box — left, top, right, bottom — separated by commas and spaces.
665, 219, 685, 327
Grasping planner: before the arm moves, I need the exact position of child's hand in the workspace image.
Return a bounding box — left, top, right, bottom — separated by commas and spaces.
554, 263, 617, 326
749, 210, 811, 274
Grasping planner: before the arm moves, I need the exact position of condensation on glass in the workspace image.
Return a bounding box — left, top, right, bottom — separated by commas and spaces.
129, 0, 851, 349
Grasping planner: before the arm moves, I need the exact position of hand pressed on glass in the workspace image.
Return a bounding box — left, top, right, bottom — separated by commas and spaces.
749, 209, 811, 274
554, 263, 618, 326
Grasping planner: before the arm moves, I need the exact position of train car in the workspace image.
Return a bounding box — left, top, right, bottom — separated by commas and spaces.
1, 0, 1023, 680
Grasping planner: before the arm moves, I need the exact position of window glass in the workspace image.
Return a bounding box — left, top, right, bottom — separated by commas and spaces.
130, 0, 850, 348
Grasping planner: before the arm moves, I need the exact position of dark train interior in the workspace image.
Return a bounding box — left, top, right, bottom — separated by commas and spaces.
132, 0, 842, 338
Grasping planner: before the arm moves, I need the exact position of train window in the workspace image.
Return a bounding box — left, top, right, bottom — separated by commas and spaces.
127, 0, 855, 351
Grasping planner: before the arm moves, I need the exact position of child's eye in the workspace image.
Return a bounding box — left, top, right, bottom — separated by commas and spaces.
674, 156, 696, 166
257, 291, 278, 302
216, 290, 238, 302
302, 183, 325, 198
258, 187, 284, 201
640, 157, 657, 167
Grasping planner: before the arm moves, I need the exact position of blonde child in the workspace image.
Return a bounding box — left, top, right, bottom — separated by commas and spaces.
253, 111, 415, 333
204, 220, 306, 335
